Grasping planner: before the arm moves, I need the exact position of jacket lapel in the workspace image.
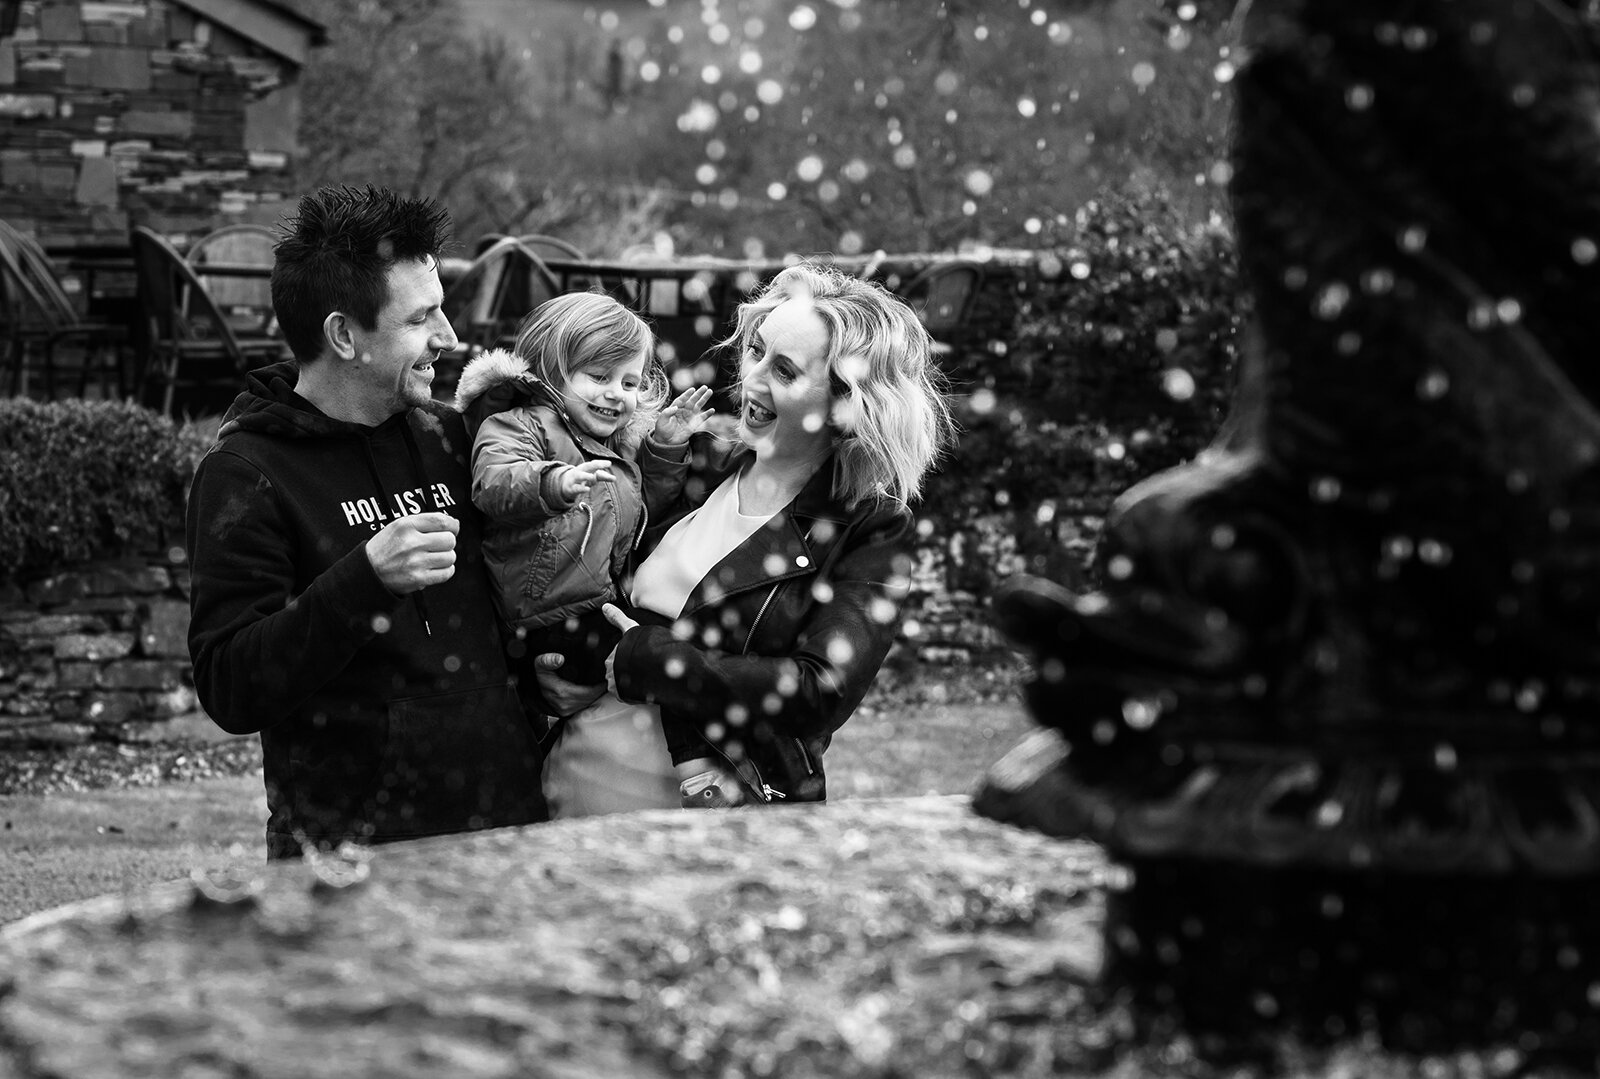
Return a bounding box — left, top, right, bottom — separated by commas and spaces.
679, 456, 848, 617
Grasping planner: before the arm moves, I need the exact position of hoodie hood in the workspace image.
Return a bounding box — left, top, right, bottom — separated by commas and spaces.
454, 348, 655, 456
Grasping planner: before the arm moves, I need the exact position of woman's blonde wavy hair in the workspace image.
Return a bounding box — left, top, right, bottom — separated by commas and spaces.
728, 263, 957, 509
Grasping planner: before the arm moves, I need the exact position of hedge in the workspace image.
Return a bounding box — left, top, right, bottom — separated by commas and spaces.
0, 399, 215, 583
925, 187, 1248, 582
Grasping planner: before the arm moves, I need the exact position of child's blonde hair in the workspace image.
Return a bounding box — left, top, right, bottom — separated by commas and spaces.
512, 291, 669, 415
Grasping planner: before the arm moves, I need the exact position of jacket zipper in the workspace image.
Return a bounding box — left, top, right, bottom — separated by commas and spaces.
743, 583, 783, 653
734, 524, 819, 797
739, 526, 813, 652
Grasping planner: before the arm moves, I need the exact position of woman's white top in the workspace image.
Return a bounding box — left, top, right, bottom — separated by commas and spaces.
630, 468, 778, 618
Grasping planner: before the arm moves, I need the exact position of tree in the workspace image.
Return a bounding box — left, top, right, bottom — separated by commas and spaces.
665, 0, 1232, 255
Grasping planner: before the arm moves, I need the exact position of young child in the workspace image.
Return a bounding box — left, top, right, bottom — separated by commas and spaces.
455, 291, 712, 712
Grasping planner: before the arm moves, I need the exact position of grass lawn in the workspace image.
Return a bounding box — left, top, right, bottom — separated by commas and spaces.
0, 678, 1033, 926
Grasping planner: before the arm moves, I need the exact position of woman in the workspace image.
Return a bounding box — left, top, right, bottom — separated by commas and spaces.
537, 262, 956, 816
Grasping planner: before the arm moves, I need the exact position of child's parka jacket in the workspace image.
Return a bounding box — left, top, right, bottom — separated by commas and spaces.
455, 349, 690, 631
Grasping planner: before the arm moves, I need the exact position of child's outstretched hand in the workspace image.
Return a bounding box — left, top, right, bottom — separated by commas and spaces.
558, 460, 615, 501
653, 385, 716, 446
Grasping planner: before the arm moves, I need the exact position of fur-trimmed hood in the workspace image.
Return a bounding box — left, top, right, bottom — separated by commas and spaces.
454, 348, 655, 456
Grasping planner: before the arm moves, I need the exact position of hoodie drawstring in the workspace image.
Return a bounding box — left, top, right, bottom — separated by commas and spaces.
361, 421, 436, 636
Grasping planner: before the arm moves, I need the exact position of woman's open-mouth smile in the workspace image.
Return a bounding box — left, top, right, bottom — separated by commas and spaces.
744, 400, 776, 427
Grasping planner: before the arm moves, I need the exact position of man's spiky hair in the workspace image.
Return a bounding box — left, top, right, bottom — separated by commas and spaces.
270, 185, 453, 364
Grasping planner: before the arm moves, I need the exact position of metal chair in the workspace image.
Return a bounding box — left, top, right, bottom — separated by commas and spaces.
0, 220, 132, 399
130, 226, 289, 417
442, 236, 562, 353
436, 237, 563, 399
899, 261, 984, 356
473, 233, 587, 261
187, 222, 277, 335
901, 261, 984, 337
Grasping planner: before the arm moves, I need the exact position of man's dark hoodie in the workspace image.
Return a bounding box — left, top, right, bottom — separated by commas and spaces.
186, 361, 546, 858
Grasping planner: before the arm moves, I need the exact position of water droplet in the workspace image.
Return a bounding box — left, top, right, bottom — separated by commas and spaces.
1401, 25, 1434, 49
665, 657, 687, 678
1345, 83, 1375, 110
1417, 368, 1449, 399
1107, 554, 1134, 580
1572, 237, 1597, 265
1399, 224, 1428, 252
1495, 297, 1522, 324
1283, 265, 1308, 290
371, 614, 392, 634
1360, 267, 1395, 295
1467, 300, 1497, 330
1122, 696, 1161, 729
1434, 744, 1457, 771
1313, 281, 1350, 319
1315, 801, 1344, 828
1511, 83, 1536, 106
1384, 535, 1415, 560
1310, 476, 1342, 503
1070, 260, 1091, 280
1161, 368, 1195, 401
1417, 539, 1451, 565
1515, 680, 1544, 712
1213, 60, 1235, 83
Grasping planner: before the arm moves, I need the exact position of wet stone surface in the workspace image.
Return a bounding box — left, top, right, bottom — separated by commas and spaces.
0, 796, 1589, 1078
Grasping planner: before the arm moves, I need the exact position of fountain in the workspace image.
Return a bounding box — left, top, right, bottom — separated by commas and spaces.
976, 0, 1600, 1053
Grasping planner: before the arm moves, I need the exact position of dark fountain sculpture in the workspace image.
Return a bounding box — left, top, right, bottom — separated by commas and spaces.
977, 0, 1600, 1054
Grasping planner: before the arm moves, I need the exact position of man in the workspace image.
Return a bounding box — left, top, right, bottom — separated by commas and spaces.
185, 185, 547, 859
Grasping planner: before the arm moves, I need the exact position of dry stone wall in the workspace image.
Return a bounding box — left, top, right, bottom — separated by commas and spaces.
0, 547, 202, 747
0, 0, 318, 247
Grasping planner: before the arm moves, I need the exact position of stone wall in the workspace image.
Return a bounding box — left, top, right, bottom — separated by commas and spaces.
0, 547, 203, 747
0, 0, 322, 247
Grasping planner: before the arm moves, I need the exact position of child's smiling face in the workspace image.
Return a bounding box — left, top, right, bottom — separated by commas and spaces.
562, 350, 647, 440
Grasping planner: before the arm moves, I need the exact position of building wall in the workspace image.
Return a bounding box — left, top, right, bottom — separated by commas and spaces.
0, 0, 308, 248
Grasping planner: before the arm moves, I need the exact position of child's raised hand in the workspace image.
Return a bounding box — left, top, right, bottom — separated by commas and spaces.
558, 460, 615, 500
653, 385, 716, 446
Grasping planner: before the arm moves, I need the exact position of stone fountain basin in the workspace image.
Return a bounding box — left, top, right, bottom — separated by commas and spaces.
0, 796, 1114, 1079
